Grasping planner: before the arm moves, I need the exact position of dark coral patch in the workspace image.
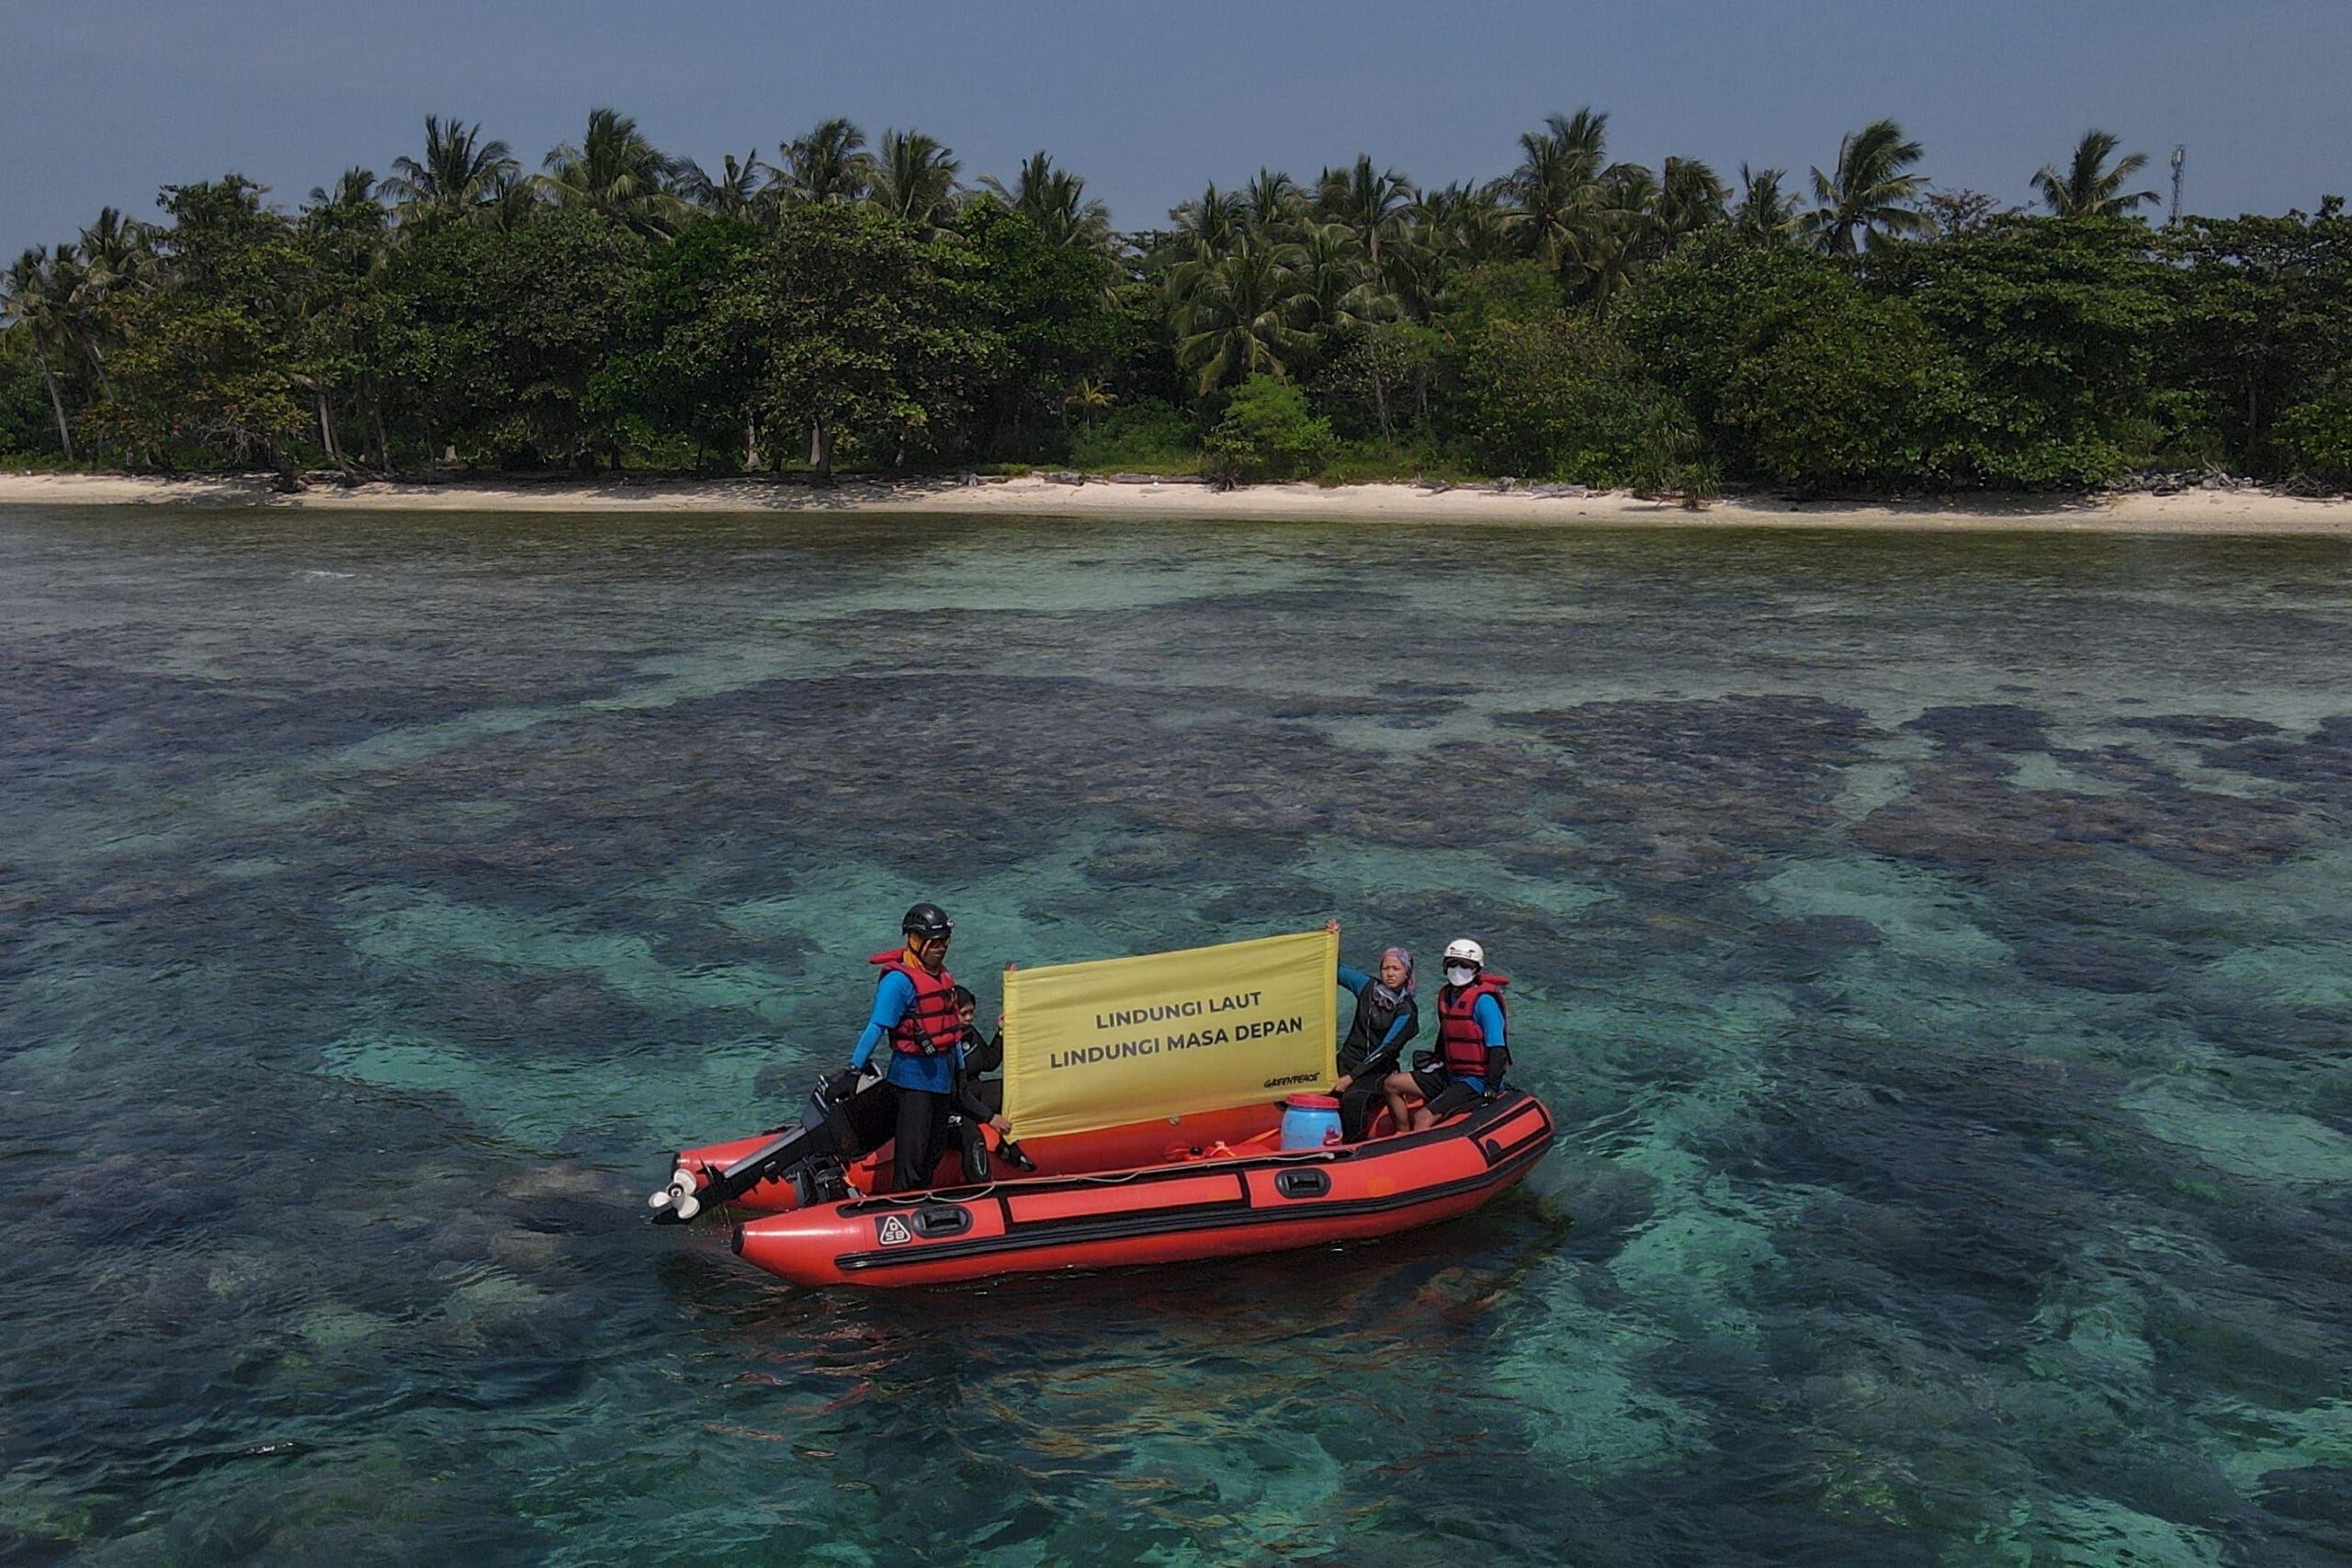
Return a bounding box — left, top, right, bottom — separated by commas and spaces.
1902, 704, 2053, 752
2119, 714, 2286, 742
1857, 756, 2307, 874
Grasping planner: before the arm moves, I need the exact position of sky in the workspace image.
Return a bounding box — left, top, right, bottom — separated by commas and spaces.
2, 0, 2347, 257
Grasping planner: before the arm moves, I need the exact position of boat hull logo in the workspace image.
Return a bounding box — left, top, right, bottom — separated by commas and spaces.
876, 1214, 912, 1247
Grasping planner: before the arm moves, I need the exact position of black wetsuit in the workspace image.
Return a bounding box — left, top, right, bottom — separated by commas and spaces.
947, 1025, 1004, 1178
1335, 969, 1419, 1141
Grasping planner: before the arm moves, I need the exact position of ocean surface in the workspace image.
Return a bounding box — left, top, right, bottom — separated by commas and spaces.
3, 506, 2349, 1566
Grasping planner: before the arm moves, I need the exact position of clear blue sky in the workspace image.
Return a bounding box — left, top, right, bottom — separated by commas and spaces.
3, 0, 2346, 256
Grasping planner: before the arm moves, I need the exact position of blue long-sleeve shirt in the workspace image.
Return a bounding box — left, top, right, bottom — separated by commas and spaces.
849, 968, 959, 1092
1336, 966, 1418, 1070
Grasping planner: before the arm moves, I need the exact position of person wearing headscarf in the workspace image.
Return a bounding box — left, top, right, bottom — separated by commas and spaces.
1325, 919, 1419, 1142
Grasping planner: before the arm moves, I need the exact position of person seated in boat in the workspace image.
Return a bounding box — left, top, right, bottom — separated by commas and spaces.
953, 984, 1004, 1108
849, 902, 968, 1192
1384, 937, 1507, 1132
1324, 919, 1418, 1141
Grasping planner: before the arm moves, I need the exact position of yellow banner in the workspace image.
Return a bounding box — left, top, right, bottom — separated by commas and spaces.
1001, 930, 1339, 1140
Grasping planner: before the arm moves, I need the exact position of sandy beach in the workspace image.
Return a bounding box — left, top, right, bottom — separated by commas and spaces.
3, 470, 2348, 534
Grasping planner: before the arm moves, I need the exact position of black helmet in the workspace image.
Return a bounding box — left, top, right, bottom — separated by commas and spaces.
901, 902, 954, 942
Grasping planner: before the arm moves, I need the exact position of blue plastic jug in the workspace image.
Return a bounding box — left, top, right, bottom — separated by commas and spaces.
1280, 1093, 1342, 1150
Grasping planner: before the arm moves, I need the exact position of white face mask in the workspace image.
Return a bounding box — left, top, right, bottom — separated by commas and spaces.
1445, 964, 1477, 988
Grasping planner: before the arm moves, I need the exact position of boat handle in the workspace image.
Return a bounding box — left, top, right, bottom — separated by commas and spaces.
1273, 1168, 1330, 1200
910, 1203, 973, 1238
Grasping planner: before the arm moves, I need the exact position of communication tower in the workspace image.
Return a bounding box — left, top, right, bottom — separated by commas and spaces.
2169, 146, 2188, 224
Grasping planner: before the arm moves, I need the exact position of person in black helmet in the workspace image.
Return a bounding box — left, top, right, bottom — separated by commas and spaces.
850, 903, 967, 1191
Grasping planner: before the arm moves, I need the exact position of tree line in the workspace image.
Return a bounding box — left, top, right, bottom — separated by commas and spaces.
4, 108, 2347, 491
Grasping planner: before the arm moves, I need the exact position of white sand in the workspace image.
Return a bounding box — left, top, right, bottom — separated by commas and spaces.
3, 471, 2348, 534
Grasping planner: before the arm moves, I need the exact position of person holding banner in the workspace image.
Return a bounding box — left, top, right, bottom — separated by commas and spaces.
849, 902, 971, 1191
1385, 937, 1508, 1132
1325, 919, 1419, 1142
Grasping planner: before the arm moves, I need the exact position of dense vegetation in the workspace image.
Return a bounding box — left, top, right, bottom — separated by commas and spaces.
5, 109, 2348, 491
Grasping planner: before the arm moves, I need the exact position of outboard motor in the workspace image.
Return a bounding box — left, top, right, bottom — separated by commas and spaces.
648, 1069, 890, 1224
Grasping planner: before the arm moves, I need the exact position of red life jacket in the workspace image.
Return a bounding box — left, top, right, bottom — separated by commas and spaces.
869, 950, 962, 1056
1435, 973, 1508, 1077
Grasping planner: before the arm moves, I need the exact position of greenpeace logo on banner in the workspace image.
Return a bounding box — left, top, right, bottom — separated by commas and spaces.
1262, 1071, 1321, 1089
1047, 1014, 1303, 1071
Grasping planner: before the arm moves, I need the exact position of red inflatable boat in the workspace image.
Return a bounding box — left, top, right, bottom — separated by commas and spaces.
663, 1088, 1555, 1289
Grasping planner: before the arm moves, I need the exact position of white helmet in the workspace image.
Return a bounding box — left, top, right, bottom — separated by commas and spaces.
1442, 938, 1485, 967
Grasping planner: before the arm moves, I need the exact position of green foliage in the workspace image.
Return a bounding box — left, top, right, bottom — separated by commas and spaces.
2275, 396, 2352, 486
740, 205, 1002, 475
1069, 400, 1200, 470
0, 335, 62, 454
376, 221, 507, 462
2160, 200, 2352, 473
1613, 228, 1833, 440
1871, 216, 2172, 483
589, 218, 766, 465
1449, 261, 1568, 327
959, 198, 1124, 456
7, 111, 2351, 496
1317, 320, 1442, 441
1455, 304, 1695, 487
473, 208, 650, 465
1313, 434, 1481, 486
1201, 373, 1334, 482
1723, 273, 1973, 486
96, 177, 309, 468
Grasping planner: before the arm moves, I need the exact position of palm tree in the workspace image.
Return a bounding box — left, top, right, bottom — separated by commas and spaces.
2033, 130, 2159, 219
1566, 164, 1660, 301
1802, 118, 1933, 254
476, 169, 542, 234
866, 130, 961, 233
1657, 156, 1730, 251
383, 116, 519, 229
62, 207, 158, 389
541, 107, 685, 234
76, 207, 157, 290
1295, 223, 1390, 336
1504, 109, 1612, 273
1414, 181, 1516, 269
774, 118, 874, 205
1314, 155, 1414, 287
979, 152, 1112, 251
1064, 378, 1114, 432
678, 152, 772, 222
2, 246, 77, 457
1161, 183, 1245, 267
1242, 168, 1304, 231
1173, 234, 1309, 391
1735, 164, 1801, 242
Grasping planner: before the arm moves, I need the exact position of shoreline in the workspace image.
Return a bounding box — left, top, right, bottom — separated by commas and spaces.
4, 470, 2350, 534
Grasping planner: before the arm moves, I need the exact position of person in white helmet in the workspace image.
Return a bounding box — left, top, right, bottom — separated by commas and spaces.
1383, 937, 1508, 1131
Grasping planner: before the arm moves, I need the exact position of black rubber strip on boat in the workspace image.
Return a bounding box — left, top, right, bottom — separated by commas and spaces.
826, 1135, 1555, 1273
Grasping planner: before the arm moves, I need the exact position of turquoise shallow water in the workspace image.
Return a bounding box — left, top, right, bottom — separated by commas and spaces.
3, 507, 2350, 1565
